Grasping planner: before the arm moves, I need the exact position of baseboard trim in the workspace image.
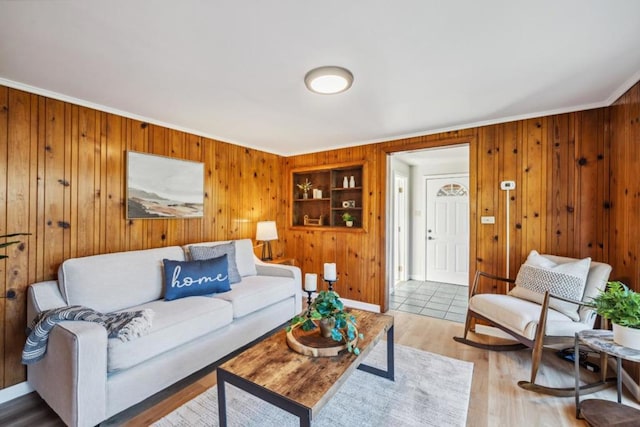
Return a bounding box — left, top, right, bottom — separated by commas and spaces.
342, 298, 380, 313
0, 381, 33, 404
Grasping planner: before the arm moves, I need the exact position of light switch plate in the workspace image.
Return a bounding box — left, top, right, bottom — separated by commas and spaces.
481, 216, 496, 224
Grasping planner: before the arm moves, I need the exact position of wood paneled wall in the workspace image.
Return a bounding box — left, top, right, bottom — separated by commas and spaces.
0, 86, 284, 388
609, 80, 640, 382
610, 80, 640, 289
0, 79, 637, 390
284, 110, 610, 306
473, 111, 609, 284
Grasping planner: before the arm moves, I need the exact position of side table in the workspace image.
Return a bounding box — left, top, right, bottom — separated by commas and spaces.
266, 257, 297, 266
575, 330, 640, 426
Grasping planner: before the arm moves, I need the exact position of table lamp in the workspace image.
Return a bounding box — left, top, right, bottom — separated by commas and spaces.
256, 221, 278, 261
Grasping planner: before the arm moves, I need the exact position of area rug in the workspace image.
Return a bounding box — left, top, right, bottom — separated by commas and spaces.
153, 343, 474, 427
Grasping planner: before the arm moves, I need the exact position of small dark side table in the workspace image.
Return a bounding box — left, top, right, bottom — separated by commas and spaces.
575, 330, 640, 426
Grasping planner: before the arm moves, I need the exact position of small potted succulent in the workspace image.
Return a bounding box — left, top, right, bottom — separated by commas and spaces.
590, 281, 640, 349
297, 179, 313, 199
288, 290, 362, 354
341, 212, 355, 227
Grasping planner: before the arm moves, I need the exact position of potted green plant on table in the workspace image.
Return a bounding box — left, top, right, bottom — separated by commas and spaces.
590, 281, 640, 350
288, 290, 362, 354
341, 212, 355, 227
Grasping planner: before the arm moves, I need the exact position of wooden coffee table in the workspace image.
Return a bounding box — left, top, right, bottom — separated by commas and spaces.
217, 309, 394, 427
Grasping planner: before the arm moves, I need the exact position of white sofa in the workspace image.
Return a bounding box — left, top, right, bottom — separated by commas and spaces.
26, 239, 302, 427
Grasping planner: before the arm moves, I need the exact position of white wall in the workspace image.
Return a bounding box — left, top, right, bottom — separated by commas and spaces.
391, 156, 411, 176
409, 149, 469, 280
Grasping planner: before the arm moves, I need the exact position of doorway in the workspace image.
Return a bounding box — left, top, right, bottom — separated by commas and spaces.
386, 144, 470, 322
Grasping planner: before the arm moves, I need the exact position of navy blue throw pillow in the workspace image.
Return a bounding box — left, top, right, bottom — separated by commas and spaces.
163, 255, 231, 301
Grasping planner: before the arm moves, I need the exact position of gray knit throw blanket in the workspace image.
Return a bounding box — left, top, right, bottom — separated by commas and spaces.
22, 305, 154, 365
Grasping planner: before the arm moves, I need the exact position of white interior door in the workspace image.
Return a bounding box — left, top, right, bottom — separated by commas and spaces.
425, 176, 469, 285
393, 174, 408, 284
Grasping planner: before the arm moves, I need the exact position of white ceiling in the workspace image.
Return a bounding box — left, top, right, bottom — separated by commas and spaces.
1, 1, 639, 156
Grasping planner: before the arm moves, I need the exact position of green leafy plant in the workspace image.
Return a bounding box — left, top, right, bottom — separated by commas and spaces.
288, 290, 363, 354
590, 281, 640, 329
341, 212, 355, 222
1, 233, 30, 260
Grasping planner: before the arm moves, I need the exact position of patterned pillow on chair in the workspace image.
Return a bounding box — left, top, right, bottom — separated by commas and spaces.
509, 250, 591, 321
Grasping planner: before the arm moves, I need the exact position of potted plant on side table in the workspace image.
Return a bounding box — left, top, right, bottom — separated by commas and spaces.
590, 281, 640, 350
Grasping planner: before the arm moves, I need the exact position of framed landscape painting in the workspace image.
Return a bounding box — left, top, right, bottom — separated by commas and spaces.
127, 151, 204, 219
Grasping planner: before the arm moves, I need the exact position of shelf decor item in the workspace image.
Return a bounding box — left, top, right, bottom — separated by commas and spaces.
590, 281, 640, 350
303, 214, 325, 226
297, 179, 313, 199
341, 212, 355, 227
349, 176, 355, 188
343, 176, 349, 188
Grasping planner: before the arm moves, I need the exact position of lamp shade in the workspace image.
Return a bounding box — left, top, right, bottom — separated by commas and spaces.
256, 221, 278, 241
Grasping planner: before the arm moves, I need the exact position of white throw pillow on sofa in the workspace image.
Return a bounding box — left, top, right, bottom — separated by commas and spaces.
509, 250, 591, 321
233, 239, 258, 277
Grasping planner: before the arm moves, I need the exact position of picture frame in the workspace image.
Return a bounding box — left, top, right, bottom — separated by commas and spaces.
126, 151, 204, 219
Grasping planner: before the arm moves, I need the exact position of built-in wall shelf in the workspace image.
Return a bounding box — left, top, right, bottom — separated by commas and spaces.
290, 162, 366, 231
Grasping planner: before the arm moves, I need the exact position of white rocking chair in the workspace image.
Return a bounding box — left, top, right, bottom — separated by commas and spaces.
454, 253, 613, 396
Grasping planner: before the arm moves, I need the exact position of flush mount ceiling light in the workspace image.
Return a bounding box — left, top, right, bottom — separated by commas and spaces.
304, 66, 354, 94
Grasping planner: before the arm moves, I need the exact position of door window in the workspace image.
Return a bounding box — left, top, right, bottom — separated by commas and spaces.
436, 183, 468, 197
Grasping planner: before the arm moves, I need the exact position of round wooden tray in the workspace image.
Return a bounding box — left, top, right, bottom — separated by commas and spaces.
286, 322, 358, 357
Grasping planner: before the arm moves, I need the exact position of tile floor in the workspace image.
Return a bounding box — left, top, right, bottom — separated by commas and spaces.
390, 280, 469, 323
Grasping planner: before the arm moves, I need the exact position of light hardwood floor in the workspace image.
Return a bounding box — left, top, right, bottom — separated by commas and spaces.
2, 311, 639, 426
